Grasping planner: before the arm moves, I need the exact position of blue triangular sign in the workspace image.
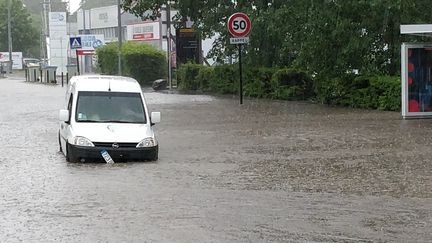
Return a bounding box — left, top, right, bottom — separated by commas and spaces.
70, 37, 82, 49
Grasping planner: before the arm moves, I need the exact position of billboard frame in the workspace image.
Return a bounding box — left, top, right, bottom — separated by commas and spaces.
401, 43, 432, 118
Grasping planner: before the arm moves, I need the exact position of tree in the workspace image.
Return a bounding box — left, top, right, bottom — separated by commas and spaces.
122, 0, 432, 77
0, 0, 39, 57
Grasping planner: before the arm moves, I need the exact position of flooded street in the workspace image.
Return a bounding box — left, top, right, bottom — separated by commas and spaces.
0, 75, 431, 242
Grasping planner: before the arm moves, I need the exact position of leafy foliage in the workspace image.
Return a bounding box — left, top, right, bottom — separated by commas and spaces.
97, 42, 166, 85
0, 0, 39, 57
122, 42, 167, 85
177, 63, 400, 111
178, 65, 317, 101
96, 43, 119, 75
315, 75, 401, 111
122, 0, 432, 78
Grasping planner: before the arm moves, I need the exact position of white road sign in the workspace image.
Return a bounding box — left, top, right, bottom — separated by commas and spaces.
230, 37, 250, 45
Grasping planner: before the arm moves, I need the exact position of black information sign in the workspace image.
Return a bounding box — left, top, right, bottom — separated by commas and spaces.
176, 28, 202, 65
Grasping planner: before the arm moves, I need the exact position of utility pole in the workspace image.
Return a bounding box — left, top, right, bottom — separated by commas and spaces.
117, 0, 122, 76
7, 0, 12, 73
166, 1, 172, 89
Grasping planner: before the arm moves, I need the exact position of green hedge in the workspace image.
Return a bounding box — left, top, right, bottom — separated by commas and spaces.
315, 75, 401, 111
96, 43, 119, 75
178, 65, 314, 100
177, 64, 400, 111
122, 42, 166, 85
96, 42, 166, 85
177, 63, 203, 91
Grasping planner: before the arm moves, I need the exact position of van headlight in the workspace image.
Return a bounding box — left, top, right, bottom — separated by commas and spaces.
137, 138, 157, 148
71, 136, 95, 147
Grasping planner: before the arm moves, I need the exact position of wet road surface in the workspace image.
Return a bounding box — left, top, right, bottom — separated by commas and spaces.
0, 75, 431, 242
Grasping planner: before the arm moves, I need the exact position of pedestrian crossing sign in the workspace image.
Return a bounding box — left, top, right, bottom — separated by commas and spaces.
70, 37, 82, 49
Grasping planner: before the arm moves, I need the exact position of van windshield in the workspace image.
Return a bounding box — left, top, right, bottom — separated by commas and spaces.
76, 91, 146, 124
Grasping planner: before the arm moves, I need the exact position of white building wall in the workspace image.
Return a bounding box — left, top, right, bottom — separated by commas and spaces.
77, 9, 91, 31
90, 5, 119, 29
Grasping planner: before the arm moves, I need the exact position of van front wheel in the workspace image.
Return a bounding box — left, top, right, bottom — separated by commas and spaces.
66, 143, 78, 163
148, 147, 158, 161
58, 133, 63, 153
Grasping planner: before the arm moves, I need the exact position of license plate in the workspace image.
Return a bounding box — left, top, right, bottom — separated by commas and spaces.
101, 150, 115, 164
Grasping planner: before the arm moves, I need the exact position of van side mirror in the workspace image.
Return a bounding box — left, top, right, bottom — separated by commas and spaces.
151, 112, 161, 125
59, 109, 70, 122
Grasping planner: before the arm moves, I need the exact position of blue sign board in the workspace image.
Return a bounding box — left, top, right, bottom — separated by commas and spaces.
70, 37, 82, 49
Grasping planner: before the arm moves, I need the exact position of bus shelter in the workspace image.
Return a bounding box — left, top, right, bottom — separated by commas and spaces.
400, 25, 432, 118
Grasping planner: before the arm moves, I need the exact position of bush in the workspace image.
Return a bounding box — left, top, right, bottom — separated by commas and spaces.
97, 42, 166, 85
96, 43, 119, 75
177, 65, 314, 100
196, 66, 215, 92
314, 75, 401, 111
270, 68, 314, 100
175, 63, 400, 111
177, 63, 203, 91
210, 65, 238, 94
370, 76, 401, 111
244, 67, 275, 98
122, 42, 167, 85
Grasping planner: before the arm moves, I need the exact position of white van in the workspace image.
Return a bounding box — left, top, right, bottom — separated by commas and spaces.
58, 75, 160, 162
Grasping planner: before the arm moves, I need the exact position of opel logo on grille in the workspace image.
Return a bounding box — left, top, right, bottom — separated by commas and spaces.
112, 143, 119, 149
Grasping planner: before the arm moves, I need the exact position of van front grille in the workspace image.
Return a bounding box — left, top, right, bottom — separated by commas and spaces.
93, 142, 138, 148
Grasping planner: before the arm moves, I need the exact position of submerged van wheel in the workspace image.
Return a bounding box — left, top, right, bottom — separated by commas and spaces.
58, 133, 63, 153
148, 147, 158, 161
66, 143, 78, 163
149, 153, 158, 161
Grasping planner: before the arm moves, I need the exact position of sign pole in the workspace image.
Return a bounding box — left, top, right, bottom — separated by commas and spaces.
239, 44, 243, 105
76, 50, 80, 75
228, 12, 251, 105
117, 0, 122, 76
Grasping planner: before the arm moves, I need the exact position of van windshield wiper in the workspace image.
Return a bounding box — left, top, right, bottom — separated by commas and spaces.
100, 120, 142, 124
78, 120, 105, 123
77, 120, 144, 123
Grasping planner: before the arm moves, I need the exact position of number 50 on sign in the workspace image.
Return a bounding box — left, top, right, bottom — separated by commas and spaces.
228, 12, 252, 38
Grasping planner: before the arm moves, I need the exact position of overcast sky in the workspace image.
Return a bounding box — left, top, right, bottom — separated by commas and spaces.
69, 0, 80, 12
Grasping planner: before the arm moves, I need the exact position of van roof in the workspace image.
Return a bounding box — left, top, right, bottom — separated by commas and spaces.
71, 75, 142, 93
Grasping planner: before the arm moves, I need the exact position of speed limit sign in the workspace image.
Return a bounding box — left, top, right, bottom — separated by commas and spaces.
228, 12, 251, 38
228, 12, 251, 105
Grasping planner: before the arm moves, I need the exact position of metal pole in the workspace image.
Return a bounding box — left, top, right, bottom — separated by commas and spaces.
117, 0, 122, 76
76, 50, 80, 75
166, 1, 172, 89
239, 44, 243, 105
7, 0, 12, 73
60, 38, 63, 75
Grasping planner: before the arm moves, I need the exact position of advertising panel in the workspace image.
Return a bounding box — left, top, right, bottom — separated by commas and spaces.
127, 22, 160, 41
89, 6, 118, 29
402, 43, 432, 118
49, 12, 66, 26
176, 28, 201, 65
0, 52, 23, 69
49, 12, 68, 73
77, 35, 105, 51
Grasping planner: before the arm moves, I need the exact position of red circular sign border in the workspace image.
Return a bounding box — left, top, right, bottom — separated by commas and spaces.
228, 12, 251, 38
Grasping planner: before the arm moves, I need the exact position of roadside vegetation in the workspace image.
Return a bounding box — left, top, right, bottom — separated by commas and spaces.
96, 42, 167, 85
177, 64, 401, 111
118, 1, 432, 111
0, 0, 39, 57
